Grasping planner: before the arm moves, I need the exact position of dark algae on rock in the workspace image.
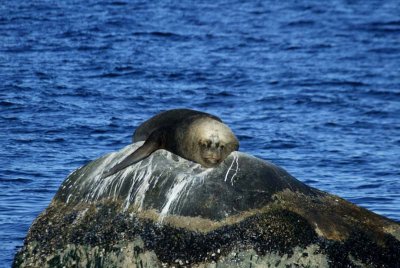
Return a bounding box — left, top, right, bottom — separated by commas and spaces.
14, 144, 400, 267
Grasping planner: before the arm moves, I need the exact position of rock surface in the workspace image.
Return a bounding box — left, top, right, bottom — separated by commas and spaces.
14, 143, 400, 267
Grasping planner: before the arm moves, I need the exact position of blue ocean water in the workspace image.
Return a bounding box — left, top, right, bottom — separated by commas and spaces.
1, 0, 399, 266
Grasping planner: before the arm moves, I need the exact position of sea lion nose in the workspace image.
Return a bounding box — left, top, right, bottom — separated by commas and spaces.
207, 158, 220, 165
209, 154, 221, 163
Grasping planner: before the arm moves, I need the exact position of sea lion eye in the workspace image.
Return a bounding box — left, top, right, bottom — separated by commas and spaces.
199, 140, 208, 147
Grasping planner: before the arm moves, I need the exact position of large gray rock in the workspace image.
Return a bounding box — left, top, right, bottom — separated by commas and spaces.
14, 143, 400, 267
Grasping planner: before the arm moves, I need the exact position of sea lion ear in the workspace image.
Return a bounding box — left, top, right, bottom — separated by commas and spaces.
101, 130, 163, 179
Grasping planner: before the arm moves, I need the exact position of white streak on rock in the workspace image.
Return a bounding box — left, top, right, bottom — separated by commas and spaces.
131, 156, 156, 211
63, 142, 231, 215
230, 153, 239, 185
160, 174, 191, 221
66, 194, 72, 203
159, 166, 213, 222
224, 152, 239, 184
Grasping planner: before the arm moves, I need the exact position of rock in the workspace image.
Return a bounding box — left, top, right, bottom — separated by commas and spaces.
14, 143, 400, 267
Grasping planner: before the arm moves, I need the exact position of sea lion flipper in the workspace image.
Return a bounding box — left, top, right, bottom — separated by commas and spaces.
101, 136, 161, 179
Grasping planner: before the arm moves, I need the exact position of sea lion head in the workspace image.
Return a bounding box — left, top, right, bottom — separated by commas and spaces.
197, 136, 236, 167
187, 118, 239, 168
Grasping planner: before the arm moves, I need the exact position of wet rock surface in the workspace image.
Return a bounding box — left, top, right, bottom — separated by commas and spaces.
14, 143, 400, 267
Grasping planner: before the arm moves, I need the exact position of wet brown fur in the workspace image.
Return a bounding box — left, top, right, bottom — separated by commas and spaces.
102, 109, 239, 178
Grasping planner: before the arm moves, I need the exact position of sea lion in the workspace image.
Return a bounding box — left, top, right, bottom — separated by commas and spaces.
102, 109, 239, 178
